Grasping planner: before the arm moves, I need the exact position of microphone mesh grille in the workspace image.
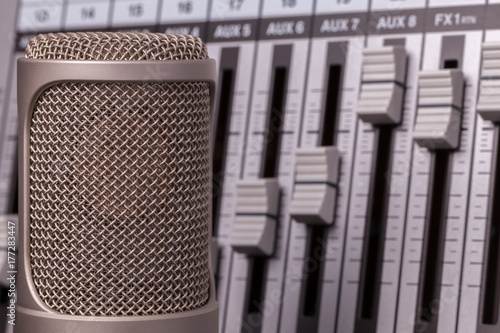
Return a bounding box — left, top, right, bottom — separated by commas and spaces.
25, 32, 208, 60
29, 81, 211, 316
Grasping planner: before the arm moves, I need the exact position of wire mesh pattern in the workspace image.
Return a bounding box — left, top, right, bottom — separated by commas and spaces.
25, 32, 208, 61
29, 81, 211, 316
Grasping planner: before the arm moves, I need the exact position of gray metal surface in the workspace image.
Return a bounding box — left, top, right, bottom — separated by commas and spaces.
16, 31, 218, 332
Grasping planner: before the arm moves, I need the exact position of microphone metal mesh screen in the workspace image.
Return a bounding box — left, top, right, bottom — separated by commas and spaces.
27, 33, 211, 316
25, 32, 208, 61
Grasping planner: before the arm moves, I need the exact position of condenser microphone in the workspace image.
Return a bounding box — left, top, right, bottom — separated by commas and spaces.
16, 32, 217, 333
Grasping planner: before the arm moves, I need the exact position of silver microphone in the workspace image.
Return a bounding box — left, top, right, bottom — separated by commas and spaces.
16, 32, 217, 333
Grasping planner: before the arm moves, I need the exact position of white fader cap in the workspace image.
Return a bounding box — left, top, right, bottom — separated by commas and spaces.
231, 178, 280, 256
356, 45, 407, 125
477, 42, 500, 122
289, 147, 340, 225
413, 69, 464, 150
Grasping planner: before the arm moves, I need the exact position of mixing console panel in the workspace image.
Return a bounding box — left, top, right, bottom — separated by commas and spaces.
4, 0, 500, 332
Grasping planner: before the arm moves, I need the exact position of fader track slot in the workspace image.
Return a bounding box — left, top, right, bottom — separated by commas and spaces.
476, 42, 500, 332
357, 125, 394, 323
262, 66, 288, 178
296, 42, 346, 333
354, 44, 407, 332
213, 69, 235, 233
241, 44, 291, 333
243, 256, 268, 333
418, 151, 451, 324
412, 44, 464, 331
482, 127, 500, 325
213, 47, 239, 236
296, 226, 328, 332
320, 65, 342, 147
302, 226, 327, 318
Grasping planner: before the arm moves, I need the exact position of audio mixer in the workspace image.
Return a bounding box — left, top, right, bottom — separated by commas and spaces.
3, 0, 500, 333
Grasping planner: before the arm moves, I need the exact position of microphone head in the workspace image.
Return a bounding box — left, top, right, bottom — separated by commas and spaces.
17, 32, 217, 332
25, 31, 208, 60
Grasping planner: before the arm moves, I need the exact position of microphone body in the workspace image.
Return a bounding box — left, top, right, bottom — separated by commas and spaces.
16, 32, 217, 333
